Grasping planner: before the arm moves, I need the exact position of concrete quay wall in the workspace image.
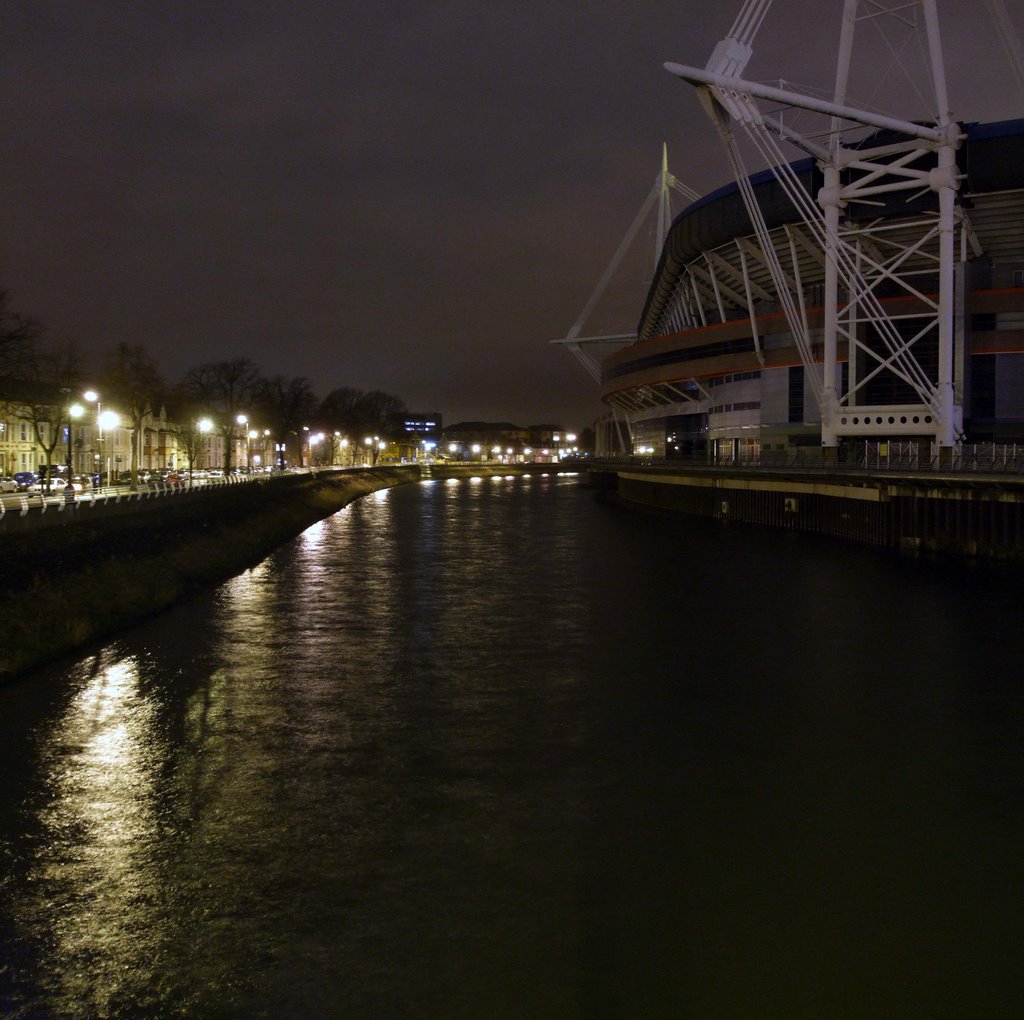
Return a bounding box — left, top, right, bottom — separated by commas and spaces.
591, 463, 1024, 561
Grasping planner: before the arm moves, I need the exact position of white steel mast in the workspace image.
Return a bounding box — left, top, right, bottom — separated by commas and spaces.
666, 0, 965, 450
553, 150, 699, 382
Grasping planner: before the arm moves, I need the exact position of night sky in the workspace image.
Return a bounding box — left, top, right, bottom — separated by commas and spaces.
1, 1, 1020, 429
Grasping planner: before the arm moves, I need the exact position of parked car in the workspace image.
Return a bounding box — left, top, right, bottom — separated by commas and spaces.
30, 476, 67, 492
13, 471, 37, 490
0, 476, 17, 492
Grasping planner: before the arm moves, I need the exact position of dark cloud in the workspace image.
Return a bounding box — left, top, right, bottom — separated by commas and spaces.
1, 1, 1019, 427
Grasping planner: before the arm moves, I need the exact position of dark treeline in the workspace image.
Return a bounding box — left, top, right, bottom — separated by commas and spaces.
0, 289, 408, 479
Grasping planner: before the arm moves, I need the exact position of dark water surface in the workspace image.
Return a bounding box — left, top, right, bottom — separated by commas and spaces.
2, 474, 1023, 1017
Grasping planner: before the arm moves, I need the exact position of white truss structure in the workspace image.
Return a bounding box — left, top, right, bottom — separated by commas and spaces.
666, 0, 969, 447
554, 145, 699, 382
553, 147, 700, 451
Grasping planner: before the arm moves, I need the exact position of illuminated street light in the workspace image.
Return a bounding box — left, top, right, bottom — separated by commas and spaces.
79, 391, 100, 482
235, 414, 249, 471
98, 409, 120, 486
197, 417, 213, 473
310, 431, 323, 467
67, 401, 84, 492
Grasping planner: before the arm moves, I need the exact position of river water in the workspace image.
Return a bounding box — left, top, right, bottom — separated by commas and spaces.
1, 473, 1023, 1017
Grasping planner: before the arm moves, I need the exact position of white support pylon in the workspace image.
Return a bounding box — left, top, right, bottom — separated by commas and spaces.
667, 0, 965, 449
553, 148, 700, 383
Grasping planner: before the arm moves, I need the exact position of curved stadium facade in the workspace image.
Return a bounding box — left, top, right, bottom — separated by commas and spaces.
601, 119, 1024, 461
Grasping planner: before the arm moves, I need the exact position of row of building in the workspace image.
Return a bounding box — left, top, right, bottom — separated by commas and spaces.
0, 395, 585, 480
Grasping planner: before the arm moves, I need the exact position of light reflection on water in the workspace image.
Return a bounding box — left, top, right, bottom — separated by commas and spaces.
16, 652, 171, 1014
2, 474, 1024, 1016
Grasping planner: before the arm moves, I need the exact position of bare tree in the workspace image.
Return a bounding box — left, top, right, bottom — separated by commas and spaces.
257, 375, 317, 468
182, 358, 263, 473
173, 421, 207, 484
318, 387, 366, 433
358, 390, 407, 435
99, 343, 165, 487
316, 388, 407, 464
358, 390, 407, 464
1, 336, 84, 490
0, 289, 42, 378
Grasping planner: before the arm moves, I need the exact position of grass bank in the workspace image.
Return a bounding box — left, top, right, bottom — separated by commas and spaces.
0, 467, 416, 682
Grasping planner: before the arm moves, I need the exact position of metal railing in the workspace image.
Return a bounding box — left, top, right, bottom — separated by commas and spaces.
598, 441, 1024, 477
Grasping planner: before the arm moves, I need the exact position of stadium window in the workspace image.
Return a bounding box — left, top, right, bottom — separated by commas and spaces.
788, 366, 804, 423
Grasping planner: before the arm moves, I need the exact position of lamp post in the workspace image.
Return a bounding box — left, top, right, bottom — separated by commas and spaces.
81, 390, 99, 483
98, 409, 120, 487
197, 417, 213, 481
309, 431, 323, 467
236, 414, 248, 471
67, 402, 84, 479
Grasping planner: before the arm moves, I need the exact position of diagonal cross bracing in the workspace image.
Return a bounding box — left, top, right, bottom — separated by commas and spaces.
667, 0, 964, 445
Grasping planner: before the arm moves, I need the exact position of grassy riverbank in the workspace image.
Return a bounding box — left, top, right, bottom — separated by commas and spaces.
0, 467, 416, 682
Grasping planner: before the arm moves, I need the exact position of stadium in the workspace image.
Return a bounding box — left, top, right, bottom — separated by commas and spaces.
589, 3, 1024, 466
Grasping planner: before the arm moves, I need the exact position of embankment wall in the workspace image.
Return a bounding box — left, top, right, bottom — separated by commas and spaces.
0, 467, 416, 681
593, 465, 1024, 560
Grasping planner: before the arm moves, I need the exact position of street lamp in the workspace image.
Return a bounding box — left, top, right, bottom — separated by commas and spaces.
197, 417, 213, 478
98, 409, 120, 486
67, 401, 84, 489
236, 414, 248, 471
81, 390, 100, 481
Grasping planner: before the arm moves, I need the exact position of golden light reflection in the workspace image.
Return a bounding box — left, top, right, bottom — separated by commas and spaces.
27, 653, 168, 1004
299, 517, 328, 551
220, 560, 274, 610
